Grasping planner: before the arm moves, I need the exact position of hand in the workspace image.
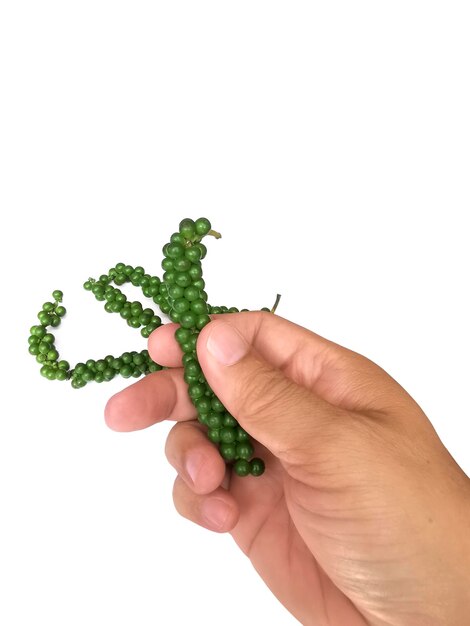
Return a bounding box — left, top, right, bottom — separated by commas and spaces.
105, 312, 470, 626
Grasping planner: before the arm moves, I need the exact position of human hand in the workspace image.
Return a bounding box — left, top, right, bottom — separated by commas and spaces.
105, 312, 470, 626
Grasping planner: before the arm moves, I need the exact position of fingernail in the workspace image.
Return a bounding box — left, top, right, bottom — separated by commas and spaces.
206, 323, 248, 366
201, 498, 230, 530
185, 453, 204, 485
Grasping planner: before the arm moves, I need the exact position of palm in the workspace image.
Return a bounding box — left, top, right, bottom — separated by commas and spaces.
228, 449, 368, 626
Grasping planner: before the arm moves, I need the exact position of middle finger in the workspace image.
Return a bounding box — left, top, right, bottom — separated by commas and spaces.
165, 420, 227, 495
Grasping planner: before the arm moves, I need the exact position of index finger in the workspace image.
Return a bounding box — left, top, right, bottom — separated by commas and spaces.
148, 322, 185, 367
104, 368, 197, 432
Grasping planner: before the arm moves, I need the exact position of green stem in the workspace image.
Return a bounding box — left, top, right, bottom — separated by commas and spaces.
271, 293, 281, 314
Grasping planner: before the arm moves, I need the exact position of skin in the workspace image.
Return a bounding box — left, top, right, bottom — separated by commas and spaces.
105, 312, 470, 626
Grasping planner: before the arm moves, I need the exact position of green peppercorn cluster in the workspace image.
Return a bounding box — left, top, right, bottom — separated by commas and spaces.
28, 290, 70, 381
160, 218, 265, 477
28, 265, 164, 387
29, 218, 278, 477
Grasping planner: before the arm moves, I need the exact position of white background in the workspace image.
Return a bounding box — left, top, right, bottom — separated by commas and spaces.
1, 2, 469, 625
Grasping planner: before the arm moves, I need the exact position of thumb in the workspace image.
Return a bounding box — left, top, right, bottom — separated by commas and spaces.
197, 314, 347, 465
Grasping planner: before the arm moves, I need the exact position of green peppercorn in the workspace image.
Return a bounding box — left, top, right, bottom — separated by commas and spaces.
236, 442, 254, 460
195, 397, 211, 414
173, 298, 190, 313
169, 284, 185, 299
173, 258, 191, 272
46, 349, 59, 362
185, 247, 202, 263
234, 459, 251, 477
207, 413, 223, 429
180, 311, 197, 329
194, 217, 211, 237
175, 327, 191, 344
250, 458, 265, 476
207, 428, 221, 443
219, 443, 237, 461
37, 311, 51, 326
179, 218, 196, 240
211, 398, 225, 413
188, 383, 205, 399
52, 290, 63, 302
223, 413, 238, 428
220, 427, 237, 444
103, 368, 115, 381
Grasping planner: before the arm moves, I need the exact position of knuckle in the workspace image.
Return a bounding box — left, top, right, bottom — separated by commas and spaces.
233, 360, 298, 423
172, 475, 184, 510
165, 421, 205, 465
164, 422, 183, 464
172, 475, 193, 520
